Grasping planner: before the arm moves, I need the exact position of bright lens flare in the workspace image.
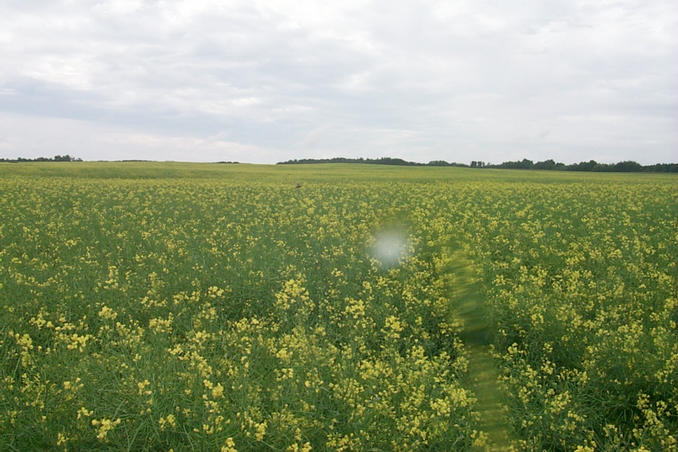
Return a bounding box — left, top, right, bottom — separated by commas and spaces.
369, 229, 410, 268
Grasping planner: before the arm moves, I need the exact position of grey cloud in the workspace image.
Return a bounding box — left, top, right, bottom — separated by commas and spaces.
0, 0, 676, 163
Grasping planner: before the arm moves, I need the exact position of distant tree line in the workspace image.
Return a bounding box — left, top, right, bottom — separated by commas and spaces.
277, 157, 468, 167
481, 159, 677, 172
0, 155, 82, 163
279, 157, 677, 172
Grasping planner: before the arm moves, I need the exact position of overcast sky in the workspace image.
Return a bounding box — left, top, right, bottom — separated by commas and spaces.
1, 0, 676, 164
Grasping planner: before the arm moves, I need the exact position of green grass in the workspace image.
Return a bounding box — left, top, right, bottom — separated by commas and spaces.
1, 163, 676, 451
2, 161, 675, 183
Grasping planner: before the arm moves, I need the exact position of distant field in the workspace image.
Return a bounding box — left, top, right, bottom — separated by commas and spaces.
1, 163, 676, 451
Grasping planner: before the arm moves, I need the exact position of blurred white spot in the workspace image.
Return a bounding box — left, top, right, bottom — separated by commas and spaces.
370, 229, 410, 268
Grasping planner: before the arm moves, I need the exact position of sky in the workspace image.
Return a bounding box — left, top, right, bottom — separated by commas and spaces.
1, 0, 676, 164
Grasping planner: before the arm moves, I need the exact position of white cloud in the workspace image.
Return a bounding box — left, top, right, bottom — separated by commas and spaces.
0, 0, 676, 163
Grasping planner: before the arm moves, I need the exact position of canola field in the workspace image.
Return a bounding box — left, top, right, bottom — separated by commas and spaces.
0, 162, 676, 451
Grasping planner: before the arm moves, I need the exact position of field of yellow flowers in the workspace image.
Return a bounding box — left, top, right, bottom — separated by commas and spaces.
1, 162, 676, 451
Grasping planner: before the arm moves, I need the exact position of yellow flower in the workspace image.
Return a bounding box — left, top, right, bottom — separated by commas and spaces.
221, 437, 237, 452
91, 418, 121, 441
574, 446, 594, 452
212, 383, 224, 399
254, 421, 267, 441
77, 407, 93, 419
159, 414, 176, 431
98, 305, 117, 321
